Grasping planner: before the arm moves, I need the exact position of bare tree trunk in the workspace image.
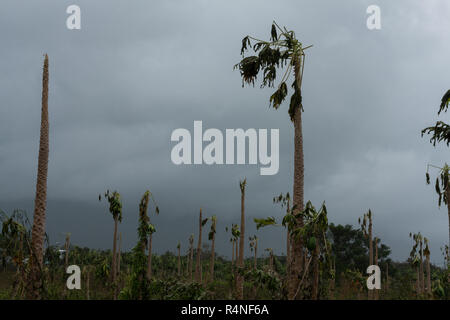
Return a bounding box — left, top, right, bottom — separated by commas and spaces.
86, 268, 90, 300
195, 209, 203, 283
385, 263, 389, 292
236, 181, 246, 299
447, 187, 450, 253
289, 59, 305, 300
286, 200, 291, 283
117, 232, 122, 278
210, 221, 216, 282
426, 254, 431, 298
311, 241, 319, 300
178, 245, 181, 277
147, 233, 153, 280
419, 240, 424, 295
232, 240, 235, 268
368, 216, 373, 300
112, 217, 118, 300
374, 238, 379, 300
416, 268, 420, 296
189, 238, 194, 281
27, 54, 49, 300
269, 252, 274, 271
64, 234, 70, 271
254, 239, 257, 270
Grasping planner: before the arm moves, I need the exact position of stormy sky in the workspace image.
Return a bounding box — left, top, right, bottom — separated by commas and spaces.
1, 0, 450, 265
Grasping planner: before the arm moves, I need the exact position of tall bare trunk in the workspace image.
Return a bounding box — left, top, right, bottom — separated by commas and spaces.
236, 181, 246, 299
447, 186, 450, 259
86, 268, 90, 300
112, 217, 118, 299
368, 217, 373, 300
289, 59, 305, 300
254, 239, 257, 270
178, 245, 181, 277
210, 221, 216, 282
231, 240, 235, 275
195, 209, 203, 283
374, 238, 379, 300
286, 200, 291, 282
385, 263, 389, 292
117, 232, 122, 278
189, 238, 194, 281
311, 241, 320, 300
426, 254, 431, 297
147, 233, 153, 280
27, 54, 49, 300
419, 240, 424, 295
64, 234, 70, 271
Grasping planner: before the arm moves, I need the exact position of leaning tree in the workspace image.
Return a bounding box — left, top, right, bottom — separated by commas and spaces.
235, 22, 313, 299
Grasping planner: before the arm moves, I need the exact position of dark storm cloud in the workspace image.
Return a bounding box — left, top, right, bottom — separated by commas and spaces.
1, 0, 450, 264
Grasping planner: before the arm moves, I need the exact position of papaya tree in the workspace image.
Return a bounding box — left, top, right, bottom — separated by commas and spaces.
265, 248, 274, 272
409, 232, 424, 296
27, 54, 50, 299
424, 237, 432, 297
143, 191, 159, 280
292, 201, 330, 300
249, 235, 258, 270
188, 234, 194, 280
273, 192, 292, 286
124, 191, 153, 299
208, 215, 217, 282
195, 209, 208, 283
1, 209, 31, 298
358, 210, 374, 300
425, 163, 450, 253
100, 190, 122, 299
235, 22, 313, 299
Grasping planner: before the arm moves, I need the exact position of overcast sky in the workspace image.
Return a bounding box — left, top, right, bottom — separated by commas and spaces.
1, 0, 450, 265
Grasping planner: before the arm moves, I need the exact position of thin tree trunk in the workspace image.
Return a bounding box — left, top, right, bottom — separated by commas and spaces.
368, 217, 373, 300
289, 59, 305, 300
236, 182, 246, 299
447, 187, 450, 253
117, 232, 122, 278
27, 54, 50, 300
385, 263, 389, 292
232, 240, 235, 268
64, 234, 70, 271
112, 217, 118, 299
311, 239, 320, 300
269, 252, 273, 271
189, 238, 194, 281
195, 209, 203, 283
419, 240, 424, 295
426, 254, 431, 297
374, 238, 379, 300
86, 268, 90, 300
286, 200, 291, 283
210, 221, 216, 282
178, 245, 181, 277
147, 233, 153, 280
254, 239, 257, 270
416, 268, 420, 296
